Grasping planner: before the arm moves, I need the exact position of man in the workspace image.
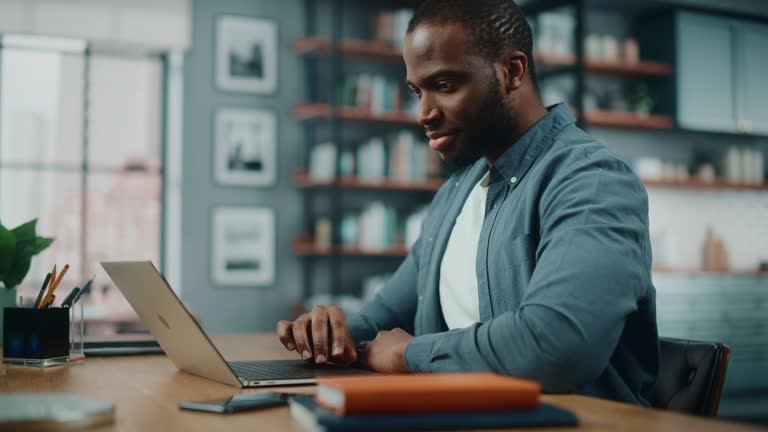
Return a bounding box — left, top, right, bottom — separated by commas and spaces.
277, 0, 658, 405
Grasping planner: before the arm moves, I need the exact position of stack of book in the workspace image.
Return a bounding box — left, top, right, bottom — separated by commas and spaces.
356, 137, 387, 180
340, 74, 404, 113
388, 131, 442, 182
358, 202, 398, 250
335, 203, 426, 251
372, 9, 415, 47
308, 133, 441, 184
288, 373, 579, 431
309, 142, 338, 180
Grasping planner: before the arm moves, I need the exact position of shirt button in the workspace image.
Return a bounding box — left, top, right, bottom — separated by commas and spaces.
510, 176, 518, 184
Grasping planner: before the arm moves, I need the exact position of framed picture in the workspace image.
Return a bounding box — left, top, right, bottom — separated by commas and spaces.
214, 108, 276, 187
211, 207, 275, 286
216, 15, 278, 94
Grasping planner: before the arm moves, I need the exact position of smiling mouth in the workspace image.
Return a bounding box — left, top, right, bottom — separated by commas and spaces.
428, 133, 457, 152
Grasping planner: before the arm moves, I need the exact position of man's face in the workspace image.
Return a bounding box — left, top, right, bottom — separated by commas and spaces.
404, 22, 514, 167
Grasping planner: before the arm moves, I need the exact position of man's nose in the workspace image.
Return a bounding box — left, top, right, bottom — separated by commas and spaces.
417, 95, 441, 129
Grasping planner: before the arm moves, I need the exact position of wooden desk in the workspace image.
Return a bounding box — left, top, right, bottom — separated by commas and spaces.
0, 334, 763, 432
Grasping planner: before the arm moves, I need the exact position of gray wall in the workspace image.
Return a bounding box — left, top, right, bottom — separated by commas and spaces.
181, 0, 303, 333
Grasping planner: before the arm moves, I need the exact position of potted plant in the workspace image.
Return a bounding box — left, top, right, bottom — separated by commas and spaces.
0, 219, 54, 335
631, 82, 656, 116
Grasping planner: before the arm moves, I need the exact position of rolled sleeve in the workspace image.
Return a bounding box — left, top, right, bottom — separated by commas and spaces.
403, 333, 441, 372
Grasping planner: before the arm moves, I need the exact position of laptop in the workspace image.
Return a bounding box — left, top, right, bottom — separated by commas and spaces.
101, 260, 373, 388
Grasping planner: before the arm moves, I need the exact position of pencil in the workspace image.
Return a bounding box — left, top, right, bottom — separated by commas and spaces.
50, 264, 57, 293
33, 273, 52, 308
38, 264, 69, 309
50, 263, 70, 292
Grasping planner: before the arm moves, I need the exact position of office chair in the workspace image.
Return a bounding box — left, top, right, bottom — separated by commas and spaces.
649, 337, 731, 416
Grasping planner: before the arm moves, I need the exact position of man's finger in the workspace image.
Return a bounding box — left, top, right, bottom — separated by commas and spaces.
327, 306, 348, 360
276, 320, 296, 351
311, 306, 330, 364
356, 341, 370, 368
344, 335, 358, 364
292, 314, 313, 361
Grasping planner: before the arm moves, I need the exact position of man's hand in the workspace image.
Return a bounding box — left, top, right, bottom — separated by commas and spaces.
358, 328, 413, 374
276, 305, 357, 365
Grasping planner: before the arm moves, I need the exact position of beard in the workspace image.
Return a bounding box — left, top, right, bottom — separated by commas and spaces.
445, 73, 517, 171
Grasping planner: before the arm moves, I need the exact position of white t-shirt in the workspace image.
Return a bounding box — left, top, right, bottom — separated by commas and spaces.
439, 171, 490, 329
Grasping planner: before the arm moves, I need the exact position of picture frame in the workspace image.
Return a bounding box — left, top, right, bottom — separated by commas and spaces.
216, 15, 278, 94
214, 108, 277, 187
211, 207, 275, 286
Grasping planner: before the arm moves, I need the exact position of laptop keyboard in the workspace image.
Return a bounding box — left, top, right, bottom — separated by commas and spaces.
228, 360, 370, 381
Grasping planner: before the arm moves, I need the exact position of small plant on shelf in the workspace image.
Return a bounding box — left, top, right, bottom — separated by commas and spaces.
631, 82, 656, 116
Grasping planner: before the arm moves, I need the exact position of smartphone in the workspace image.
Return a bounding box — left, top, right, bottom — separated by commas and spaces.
179, 392, 292, 414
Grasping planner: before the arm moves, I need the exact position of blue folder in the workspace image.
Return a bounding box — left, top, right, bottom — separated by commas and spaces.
288, 395, 578, 431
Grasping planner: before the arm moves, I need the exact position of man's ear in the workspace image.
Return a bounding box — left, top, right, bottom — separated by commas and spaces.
496, 50, 528, 94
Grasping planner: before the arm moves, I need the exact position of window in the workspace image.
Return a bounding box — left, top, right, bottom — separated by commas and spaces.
0, 34, 170, 335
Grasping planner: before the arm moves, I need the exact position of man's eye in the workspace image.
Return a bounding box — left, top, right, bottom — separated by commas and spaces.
437, 81, 454, 92
409, 87, 422, 98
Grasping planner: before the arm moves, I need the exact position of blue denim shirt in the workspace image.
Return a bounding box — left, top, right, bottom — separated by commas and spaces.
347, 103, 659, 405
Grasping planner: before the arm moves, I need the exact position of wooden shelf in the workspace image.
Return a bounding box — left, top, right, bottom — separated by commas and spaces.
293, 169, 443, 192
295, 37, 403, 62
583, 110, 674, 129
585, 59, 671, 77
653, 267, 768, 277
294, 103, 418, 126
292, 236, 409, 257
295, 105, 672, 130
294, 41, 672, 77
643, 178, 768, 191
535, 52, 671, 77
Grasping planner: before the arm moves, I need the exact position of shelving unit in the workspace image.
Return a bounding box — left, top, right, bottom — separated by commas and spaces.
295, 1, 429, 308
522, 0, 681, 132
295, 35, 675, 131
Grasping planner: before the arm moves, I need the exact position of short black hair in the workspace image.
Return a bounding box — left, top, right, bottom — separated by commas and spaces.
407, 0, 537, 86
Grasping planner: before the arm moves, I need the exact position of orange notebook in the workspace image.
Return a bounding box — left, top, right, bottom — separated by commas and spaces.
315, 372, 541, 416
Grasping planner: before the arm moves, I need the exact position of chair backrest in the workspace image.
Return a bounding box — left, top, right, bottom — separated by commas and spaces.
649, 337, 731, 416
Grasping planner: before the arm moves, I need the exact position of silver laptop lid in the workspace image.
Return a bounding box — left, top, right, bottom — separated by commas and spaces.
101, 261, 242, 387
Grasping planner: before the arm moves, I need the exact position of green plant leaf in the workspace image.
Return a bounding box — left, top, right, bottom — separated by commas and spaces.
0, 224, 16, 283
34, 236, 54, 255
2, 255, 31, 288
1, 219, 53, 289
11, 219, 37, 264
11, 219, 37, 242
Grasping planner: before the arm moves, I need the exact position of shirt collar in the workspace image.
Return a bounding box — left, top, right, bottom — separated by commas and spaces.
480, 170, 492, 188
486, 103, 575, 187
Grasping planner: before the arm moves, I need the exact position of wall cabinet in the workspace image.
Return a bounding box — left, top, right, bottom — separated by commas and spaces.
675, 12, 768, 135
735, 22, 768, 135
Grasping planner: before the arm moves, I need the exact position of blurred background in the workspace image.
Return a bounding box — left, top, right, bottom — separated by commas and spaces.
0, 0, 766, 425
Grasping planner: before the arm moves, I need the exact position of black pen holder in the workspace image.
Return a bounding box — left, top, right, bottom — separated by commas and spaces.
2, 307, 70, 367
